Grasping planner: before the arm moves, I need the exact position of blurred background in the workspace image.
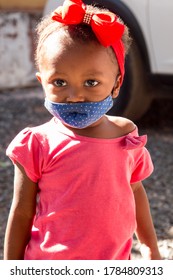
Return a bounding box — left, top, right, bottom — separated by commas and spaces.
0, 0, 173, 259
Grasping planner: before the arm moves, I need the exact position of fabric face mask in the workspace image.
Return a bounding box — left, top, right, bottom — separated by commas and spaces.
44, 95, 113, 129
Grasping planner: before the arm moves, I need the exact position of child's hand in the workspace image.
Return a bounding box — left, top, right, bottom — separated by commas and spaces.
140, 244, 162, 260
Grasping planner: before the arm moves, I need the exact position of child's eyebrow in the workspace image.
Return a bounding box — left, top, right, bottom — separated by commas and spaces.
82, 70, 105, 77
46, 70, 68, 77
47, 70, 105, 78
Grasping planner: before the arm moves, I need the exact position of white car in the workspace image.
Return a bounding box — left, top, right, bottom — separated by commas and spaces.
44, 0, 173, 120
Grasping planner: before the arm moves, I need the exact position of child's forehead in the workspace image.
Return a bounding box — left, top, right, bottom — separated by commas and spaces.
40, 30, 118, 69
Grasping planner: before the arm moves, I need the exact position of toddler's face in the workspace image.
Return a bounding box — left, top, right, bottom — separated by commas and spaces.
36, 31, 121, 103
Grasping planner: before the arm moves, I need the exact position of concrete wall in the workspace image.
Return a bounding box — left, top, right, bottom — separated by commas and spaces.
0, 0, 47, 89
0, 0, 46, 10
0, 12, 41, 89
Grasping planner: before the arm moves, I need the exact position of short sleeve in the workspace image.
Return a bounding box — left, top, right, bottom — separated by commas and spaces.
130, 147, 154, 184
6, 128, 43, 182
121, 126, 154, 184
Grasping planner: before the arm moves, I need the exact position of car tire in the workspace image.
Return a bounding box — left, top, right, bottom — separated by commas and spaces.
108, 41, 152, 120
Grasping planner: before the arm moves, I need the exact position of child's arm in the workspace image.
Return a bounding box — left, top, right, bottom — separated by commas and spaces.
4, 162, 37, 260
131, 181, 161, 259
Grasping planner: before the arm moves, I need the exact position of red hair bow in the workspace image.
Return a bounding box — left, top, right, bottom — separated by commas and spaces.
52, 0, 125, 83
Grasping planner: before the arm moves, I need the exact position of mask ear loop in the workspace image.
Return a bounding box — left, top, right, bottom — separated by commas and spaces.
111, 88, 114, 96
111, 73, 121, 96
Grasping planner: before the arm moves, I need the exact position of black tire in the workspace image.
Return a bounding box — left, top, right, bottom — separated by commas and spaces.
108, 41, 152, 121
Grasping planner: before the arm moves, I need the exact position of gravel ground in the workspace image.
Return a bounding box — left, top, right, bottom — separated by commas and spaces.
0, 86, 173, 260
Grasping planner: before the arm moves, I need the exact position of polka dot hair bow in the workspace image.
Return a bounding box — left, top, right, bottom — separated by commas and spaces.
51, 0, 125, 83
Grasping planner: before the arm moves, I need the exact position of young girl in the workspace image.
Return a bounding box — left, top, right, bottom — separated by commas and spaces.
4, 0, 161, 260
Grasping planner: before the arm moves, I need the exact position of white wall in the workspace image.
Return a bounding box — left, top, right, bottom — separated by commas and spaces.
0, 12, 40, 89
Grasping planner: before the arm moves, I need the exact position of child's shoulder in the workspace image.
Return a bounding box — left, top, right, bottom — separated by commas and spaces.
111, 116, 136, 131
107, 115, 137, 137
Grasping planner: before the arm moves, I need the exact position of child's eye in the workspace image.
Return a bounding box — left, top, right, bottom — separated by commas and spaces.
84, 80, 99, 87
53, 79, 67, 87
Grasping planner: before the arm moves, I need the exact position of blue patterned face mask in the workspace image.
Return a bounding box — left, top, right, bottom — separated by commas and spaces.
44, 95, 113, 129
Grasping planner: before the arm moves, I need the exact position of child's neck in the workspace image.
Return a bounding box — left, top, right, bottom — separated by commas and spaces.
63, 115, 125, 139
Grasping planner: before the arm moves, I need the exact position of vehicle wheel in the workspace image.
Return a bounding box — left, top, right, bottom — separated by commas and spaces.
108, 41, 152, 121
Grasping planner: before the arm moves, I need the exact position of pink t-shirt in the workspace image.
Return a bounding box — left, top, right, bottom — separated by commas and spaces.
6, 118, 153, 260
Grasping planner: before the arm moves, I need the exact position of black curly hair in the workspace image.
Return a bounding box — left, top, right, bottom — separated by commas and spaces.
35, 5, 131, 70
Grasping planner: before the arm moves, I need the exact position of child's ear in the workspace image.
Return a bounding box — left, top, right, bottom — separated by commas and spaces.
112, 75, 122, 98
36, 72, 42, 84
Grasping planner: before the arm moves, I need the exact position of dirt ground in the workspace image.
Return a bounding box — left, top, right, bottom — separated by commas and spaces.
0, 86, 173, 259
